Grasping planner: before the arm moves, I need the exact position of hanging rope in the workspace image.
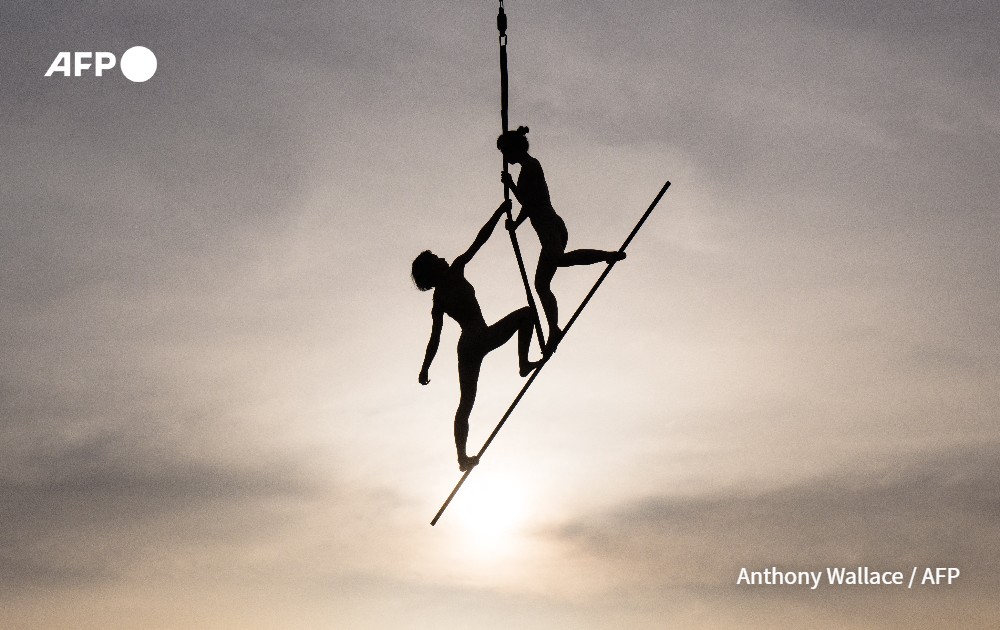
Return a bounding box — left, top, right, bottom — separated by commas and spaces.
498, 0, 546, 350
430, 180, 672, 526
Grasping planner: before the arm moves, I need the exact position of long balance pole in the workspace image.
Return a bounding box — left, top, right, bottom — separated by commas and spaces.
430, 180, 672, 526
499, 1, 546, 350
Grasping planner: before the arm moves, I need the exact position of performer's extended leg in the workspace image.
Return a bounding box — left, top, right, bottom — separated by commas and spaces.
455, 350, 482, 472
536, 248, 625, 354
560, 248, 625, 266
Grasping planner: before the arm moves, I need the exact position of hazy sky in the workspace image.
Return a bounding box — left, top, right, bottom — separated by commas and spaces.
3, 1, 999, 628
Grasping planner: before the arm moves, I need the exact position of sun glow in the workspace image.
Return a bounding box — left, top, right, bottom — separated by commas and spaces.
452, 470, 529, 554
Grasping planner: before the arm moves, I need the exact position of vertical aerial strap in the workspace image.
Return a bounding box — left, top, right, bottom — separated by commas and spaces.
498, 1, 546, 350
499, 1, 509, 136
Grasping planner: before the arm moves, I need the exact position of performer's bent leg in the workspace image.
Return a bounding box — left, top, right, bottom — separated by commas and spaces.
482, 307, 540, 376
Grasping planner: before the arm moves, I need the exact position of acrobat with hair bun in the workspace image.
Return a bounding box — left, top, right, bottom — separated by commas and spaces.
498, 126, 624, 354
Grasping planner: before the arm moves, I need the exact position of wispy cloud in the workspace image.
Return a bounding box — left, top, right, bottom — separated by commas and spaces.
541, 443, 1000, 625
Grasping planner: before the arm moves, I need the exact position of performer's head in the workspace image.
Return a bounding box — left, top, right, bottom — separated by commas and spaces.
497, 126, 530, 161
411, 250, 447, 291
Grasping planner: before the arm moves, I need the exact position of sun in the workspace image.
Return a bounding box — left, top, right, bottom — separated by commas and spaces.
452, 469, 528, 553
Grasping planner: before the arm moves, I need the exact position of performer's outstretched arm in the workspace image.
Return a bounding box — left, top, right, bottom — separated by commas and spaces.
453, 200, 511, 269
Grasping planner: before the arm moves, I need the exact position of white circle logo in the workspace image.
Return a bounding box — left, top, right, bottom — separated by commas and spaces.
120, 46, 157, 82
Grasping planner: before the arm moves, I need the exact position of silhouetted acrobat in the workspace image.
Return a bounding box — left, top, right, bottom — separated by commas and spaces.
499, 126, 624, 353
413, 200, 541, 472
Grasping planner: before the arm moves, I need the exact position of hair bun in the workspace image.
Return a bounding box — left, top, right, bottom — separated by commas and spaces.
517, 125, 529, 135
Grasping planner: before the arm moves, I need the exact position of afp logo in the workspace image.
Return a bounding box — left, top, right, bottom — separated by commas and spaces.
45, 46, 157, 82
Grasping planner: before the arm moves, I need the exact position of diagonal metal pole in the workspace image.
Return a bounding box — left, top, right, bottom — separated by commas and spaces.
430, 180, 671, 526
499, 0, 546, 351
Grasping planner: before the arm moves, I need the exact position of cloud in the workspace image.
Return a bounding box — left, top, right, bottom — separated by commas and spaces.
540, 443, 1000, 625
0, 434, 320, 597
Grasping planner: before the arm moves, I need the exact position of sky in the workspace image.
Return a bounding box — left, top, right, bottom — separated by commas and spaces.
2, 0, 999, 628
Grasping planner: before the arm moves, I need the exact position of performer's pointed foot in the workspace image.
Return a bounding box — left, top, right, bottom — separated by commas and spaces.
458, 454, 479, 472
519, 360, 541, 377
607, 250, 626, 263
